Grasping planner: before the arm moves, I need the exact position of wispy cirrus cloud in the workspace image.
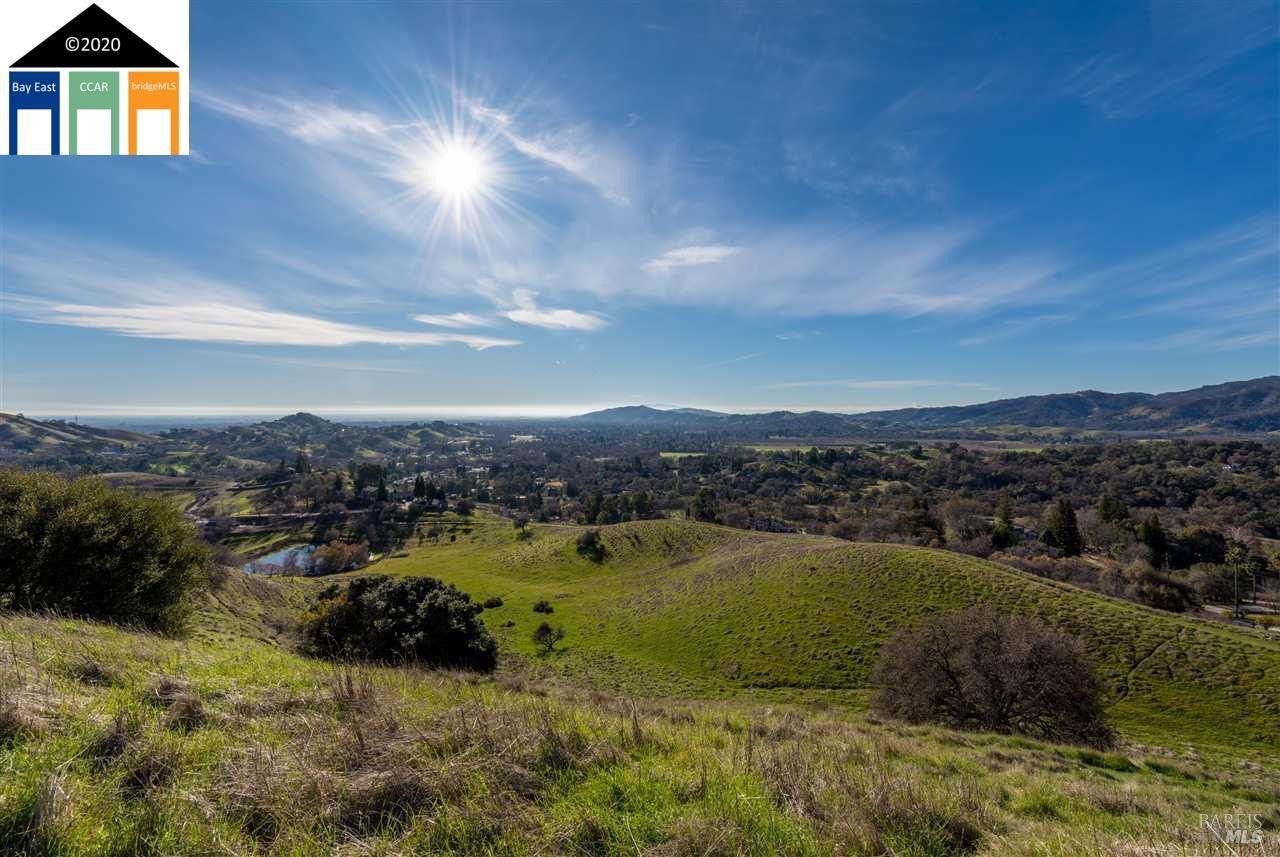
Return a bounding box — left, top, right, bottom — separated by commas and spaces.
697, 352, 765, 370
1061, 0, 1276, 128
194, 91, 398, 145
1, 231, 519, 350
413, 312, 496, 329
469, 103, 632, 206
643, 244, 742, 273
958, 314, 1076, 347
1132, 327, 1278, 352
775, 330, 823, 341
500, 289, 608, 331
1061, 215, 1279, 353
18, 301, 518, 349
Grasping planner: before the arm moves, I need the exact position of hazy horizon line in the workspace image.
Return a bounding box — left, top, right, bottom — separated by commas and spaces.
6, 402, 908, 420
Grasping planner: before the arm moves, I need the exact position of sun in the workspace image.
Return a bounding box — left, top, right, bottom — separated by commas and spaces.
395, 117, 513, 247
426, 142, 490, 199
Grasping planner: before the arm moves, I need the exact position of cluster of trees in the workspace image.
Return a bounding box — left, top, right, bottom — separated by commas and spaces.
306, 540, 371, 576
581, 490, 656, 524
485, 437, 1276, 544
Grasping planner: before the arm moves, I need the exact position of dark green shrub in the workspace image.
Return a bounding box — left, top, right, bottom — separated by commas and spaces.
532, 600, 553, 614
300, 575, 497, 671
0, 469, 209, 633
482, 596, 504, 609
575, 529, 606, 563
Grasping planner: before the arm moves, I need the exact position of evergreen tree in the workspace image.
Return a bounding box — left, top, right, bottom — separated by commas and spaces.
905, 495, 942, 544
1137, 513, 1167, 568
376, 477, 389, 503
992, 491, 1016, 549
997, 492, 1013, 525
1225, 541, 1252, 618
1096, 493, 1129, 525
413, 474, 427, 500
690, 488, 719, 523
1043, 498, 1083, 557
585, 491, 604, 524
294, 451, 310, 475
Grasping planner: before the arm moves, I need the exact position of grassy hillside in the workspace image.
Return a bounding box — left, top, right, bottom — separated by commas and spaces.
2, 596, 1277, 856
369, 517, 1280, 762
0, 413, 154, 453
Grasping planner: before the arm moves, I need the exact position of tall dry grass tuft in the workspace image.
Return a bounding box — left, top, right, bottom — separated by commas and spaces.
88, 709, 141, 765
67, 653, 117, 686
28, 772, 71, 849
761, 744, 831, 825
145, 674, 207, 730
332, 767, 441, 834
755, 721, 993, 857
327, 666, 379, 713
121, 742, 182, 800
645, 814, 747, 857
219, 744, 306, 844
837, 764, 989, 856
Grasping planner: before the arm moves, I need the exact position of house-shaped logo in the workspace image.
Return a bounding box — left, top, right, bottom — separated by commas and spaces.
11, 4, 177, 69
3, 1, 189, 156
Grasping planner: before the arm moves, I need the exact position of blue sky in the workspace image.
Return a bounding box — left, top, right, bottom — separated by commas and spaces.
2, 0, 1277, 417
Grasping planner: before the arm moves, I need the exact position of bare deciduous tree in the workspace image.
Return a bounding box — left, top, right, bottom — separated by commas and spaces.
871, 607, 1112, 747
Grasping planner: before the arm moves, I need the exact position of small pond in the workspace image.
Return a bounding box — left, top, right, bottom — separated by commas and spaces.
242, 544, 315, 574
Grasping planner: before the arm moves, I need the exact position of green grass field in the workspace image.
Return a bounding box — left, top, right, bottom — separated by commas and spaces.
370, 517, 1280, 764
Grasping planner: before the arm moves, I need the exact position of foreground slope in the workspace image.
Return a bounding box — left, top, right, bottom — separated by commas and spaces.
371, 518, 1280, 761
2, 593, 1277, 855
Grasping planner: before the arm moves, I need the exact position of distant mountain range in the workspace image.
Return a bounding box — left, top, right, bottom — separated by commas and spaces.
3, 378, 1277, 460
570, 377, 1280, 435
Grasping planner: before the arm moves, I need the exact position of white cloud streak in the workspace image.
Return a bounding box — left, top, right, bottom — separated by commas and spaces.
412, 312, 496, 329
643, 244, 742, 273
501, 289, 608, 331
697, 352, 765, 370
469, 103, 632, 205
957, 314, 1076, 347
1, 231, 520, 351
20, 302, 519, 349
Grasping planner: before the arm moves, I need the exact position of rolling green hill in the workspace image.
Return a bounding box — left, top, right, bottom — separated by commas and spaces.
369, 517, 1280, 762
